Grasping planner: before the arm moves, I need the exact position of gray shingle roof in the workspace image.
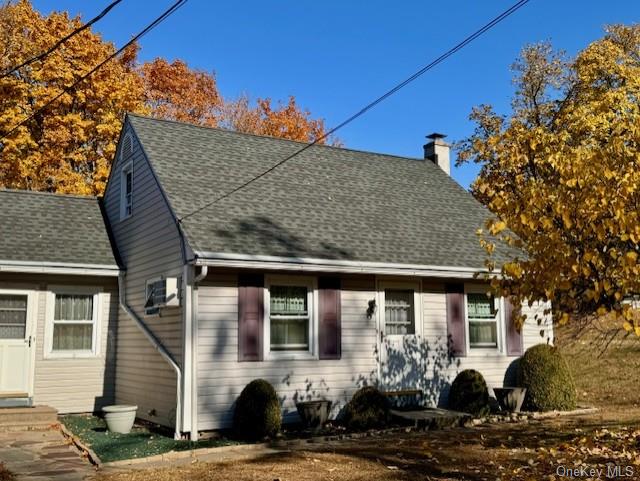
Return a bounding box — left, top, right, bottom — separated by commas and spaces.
0, 189, 117, 267
129, 114, 515, 269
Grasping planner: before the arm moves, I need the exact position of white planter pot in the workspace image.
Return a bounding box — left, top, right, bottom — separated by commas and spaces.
103, 405, 138, 434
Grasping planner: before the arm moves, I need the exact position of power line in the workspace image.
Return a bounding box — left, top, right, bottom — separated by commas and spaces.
0, 0, 187, 143
178, 0, 531, 223
1, 0, 124, 79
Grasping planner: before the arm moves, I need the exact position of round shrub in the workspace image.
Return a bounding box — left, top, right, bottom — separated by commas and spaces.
517, 343, 577, 412
233, 379, 282, 441
342, 386, 391, 431
448, 369, 491, 417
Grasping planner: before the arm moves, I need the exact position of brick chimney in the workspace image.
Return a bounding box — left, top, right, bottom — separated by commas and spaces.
423, 133, 450, 175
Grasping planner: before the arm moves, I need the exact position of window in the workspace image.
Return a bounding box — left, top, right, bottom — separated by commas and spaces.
467, 293, 498, 348
0, 295, 27, 339
269, 285, 310, 351
120, 161, 133, 220
145, 278, 166, 316
51, 293, 97, 353
384, 289, 415, 335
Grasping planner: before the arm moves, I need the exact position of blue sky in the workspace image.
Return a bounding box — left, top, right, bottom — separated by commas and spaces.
32, 0, 640, 188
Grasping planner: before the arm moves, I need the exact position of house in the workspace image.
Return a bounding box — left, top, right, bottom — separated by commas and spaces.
0, 114, 551, 441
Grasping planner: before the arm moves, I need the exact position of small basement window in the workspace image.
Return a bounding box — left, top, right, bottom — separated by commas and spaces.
120, 161, 133, 220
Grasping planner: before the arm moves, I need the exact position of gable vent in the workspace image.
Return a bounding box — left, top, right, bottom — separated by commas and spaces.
120, 133, 133, 162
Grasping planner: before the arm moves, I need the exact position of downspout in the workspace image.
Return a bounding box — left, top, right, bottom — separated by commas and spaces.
118, 271, 183, 440
189, 265, 208, 442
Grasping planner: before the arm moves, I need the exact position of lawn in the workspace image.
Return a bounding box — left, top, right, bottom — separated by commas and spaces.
61, 415, 237, 463
90, 323, 640, 480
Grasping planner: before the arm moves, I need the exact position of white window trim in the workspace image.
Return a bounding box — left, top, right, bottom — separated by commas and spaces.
377, 279, 423, 338
120, 160, 133, 221
44, 286, 102, 359
264, 275, 318, 361
464, 284, 505, 357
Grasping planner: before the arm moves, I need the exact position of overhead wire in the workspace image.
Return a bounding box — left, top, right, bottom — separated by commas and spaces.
0, 0, 188, 144
178, 0, 531, 223
1, 0, 125, 79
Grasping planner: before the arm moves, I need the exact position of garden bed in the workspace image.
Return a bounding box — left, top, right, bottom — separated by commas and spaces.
60, 415, 237, 463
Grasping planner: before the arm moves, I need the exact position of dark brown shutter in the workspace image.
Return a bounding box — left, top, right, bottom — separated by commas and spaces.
238, 273, 264, 362
445, 283, 466, 357
505, 297, 523, 356
318, 277, 341, 360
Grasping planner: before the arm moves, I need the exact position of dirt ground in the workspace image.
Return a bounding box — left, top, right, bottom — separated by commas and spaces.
93, 325, 640, 481
92, 408, 640, 481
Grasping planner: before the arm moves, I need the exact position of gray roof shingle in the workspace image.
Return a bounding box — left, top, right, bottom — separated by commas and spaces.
129, 114, 515, 269
0, 189, 117, 267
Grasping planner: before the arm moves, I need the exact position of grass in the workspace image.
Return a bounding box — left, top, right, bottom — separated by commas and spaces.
555, 320, 640, 410
91, 322, 640, 479
61, 415, 237, 463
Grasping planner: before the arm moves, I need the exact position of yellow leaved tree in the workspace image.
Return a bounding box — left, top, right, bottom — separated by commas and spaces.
458, 25, 640, 334
0, 1, 335, 196
0, 0, 145, 195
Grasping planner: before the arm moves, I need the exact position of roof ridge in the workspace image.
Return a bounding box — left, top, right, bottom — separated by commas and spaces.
126, 113, 429, 164
0, 188, 98, 201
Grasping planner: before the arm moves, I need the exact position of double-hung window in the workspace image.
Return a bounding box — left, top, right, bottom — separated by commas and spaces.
266, 277, 315, 357
47, 291, 99, 357
120, 162, 133, 220
466, 293, 499, 349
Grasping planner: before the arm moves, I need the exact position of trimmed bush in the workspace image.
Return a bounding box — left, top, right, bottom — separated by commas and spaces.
448, 369, 491, 416
517, 343, 577, 412
233, 379, 282, 441
343, 386, 391, 430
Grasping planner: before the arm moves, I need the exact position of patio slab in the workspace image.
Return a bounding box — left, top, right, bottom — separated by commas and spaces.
0, 428, 94, 481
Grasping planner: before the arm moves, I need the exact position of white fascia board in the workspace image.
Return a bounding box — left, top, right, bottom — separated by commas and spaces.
192, 251, 490, 279
0, 260, 120, 277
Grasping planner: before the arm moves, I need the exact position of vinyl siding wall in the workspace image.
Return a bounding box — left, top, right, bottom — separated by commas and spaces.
196, 272, 552, 431
0, 273, 117, 413
103, 123, 185, 428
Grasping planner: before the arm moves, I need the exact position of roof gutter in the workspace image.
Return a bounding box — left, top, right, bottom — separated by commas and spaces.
191, 251, 489, 279
0, 260, 120, 277
118, 271, 182, 440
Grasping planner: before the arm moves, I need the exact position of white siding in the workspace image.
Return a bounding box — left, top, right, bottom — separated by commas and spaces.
196, 273, 552, 430
196, 273, 379, 431
103, 123, 185, 428
0, 274, 117, 413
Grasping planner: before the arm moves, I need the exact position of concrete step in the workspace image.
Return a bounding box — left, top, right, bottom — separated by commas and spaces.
0, 406, 58, 430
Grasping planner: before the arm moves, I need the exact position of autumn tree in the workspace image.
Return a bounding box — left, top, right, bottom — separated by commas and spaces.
0, 0, 144, 195
0, 1, 335, 196
458, 25, 640, 334
140, 58, 221, 127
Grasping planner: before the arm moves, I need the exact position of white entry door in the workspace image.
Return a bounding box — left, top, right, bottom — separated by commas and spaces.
377, 281, 422, 391
0, 290, 35, 396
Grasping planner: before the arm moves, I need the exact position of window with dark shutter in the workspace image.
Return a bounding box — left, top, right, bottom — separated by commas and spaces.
238, 274, 264, 362
318, 277, 341, 360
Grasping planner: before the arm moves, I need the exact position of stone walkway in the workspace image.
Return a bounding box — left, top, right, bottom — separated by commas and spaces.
0, 429, 94, 481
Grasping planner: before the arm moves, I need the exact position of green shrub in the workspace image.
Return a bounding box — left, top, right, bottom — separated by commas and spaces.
517, 343, 577, 411
343, 386, 391, 430
233, 379, 282, 441
448, 369, 491, 417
